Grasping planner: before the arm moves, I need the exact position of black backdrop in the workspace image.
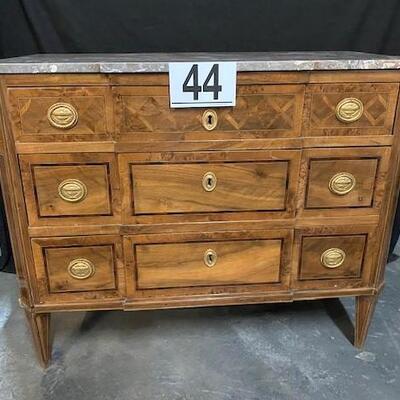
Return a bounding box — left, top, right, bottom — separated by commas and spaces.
0, 0, 400, 272
2, 0, 400, 57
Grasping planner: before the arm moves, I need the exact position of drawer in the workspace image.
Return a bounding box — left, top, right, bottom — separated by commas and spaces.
299, 235, 366, 280
120, 150, 300, 222
293, 225, 377, 290
20, 154, 119, 226
300, 147, 391, 213
126, 229, 292, 295
8, 86, 111, 142
114, 84, 304, 141
31, 236, 124, 301
303, 83, 398, 136
136, 239, 281, 289
45, 245, 116, 293
132, 162, 287, 214
307, 159, 377, 208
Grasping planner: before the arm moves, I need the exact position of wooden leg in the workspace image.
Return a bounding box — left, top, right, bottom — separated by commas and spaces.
354, 295, 378, 349
24, 311, 51, 367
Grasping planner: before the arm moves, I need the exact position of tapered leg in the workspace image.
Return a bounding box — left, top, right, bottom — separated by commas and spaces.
24, 311, 51, 367
354, 295, 378, 349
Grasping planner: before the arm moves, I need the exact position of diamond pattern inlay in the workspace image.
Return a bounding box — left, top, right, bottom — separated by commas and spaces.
122, 94, 297, 132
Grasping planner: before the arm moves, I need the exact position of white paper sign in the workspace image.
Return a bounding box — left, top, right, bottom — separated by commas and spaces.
169, 62, 237, 108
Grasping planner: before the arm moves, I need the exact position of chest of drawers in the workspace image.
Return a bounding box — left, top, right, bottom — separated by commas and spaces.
1, 52, 400, 366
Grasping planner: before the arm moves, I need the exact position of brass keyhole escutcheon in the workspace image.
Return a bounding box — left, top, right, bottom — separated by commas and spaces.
58, 179, 87, 203
329, 172, 356, 196
335, 98, 364, 123
320, 248, 346, 269
202, 109, 218, 130
68, 258, 95, 280
202, 172, 217, 192
204, 249, 217, 268
47, 102, 79, 129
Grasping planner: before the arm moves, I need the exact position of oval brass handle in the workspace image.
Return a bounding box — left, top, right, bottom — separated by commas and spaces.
68, 258, 95, 279
335, 98, 364, 123
47, 102, 79, 129
204, 249, 217, 267
329, 172, 356, 196
58, 179, 87, 202
320, 248, 346, 269
202, 172, 217, 192
202, 109, 218, 130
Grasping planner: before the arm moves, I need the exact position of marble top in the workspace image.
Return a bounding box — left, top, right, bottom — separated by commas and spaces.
0, 52, 400, 74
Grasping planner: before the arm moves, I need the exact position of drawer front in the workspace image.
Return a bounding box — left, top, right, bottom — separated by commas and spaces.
300, 147, 391, 215
20, 154, 119, 226
306, 159, 377, 208
31, 236, 124, 302
294, 225, 377, 290
8, 87, 111, 142
114, 84, 304, 140
45, 245, 116, 293
33, 165, 111, 216
303, 83, 398, 136
131, 162, 288, 214
299, 235, 366, 280
136, 239, 282, 289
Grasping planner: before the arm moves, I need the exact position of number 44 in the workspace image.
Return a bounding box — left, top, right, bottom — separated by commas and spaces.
183, 64, 222, 100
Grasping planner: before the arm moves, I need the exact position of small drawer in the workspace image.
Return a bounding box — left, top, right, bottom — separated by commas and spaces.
299, 235, 366, 280
20, 154, 119, 226
44, 245, 116, 293
8, 86, 111, 142
306, 159, 377, 208
114, 84, 304, 141
131, 161, 288, 214
31, 236, 123, 301
303, 83, 398, 136
301, 147, 391, 214
136, 239, 282, 289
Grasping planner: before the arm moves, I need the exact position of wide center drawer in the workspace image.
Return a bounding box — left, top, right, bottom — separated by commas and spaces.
131, 161, 288, 214
114, 84, 305, 141
135, 239, 282, 289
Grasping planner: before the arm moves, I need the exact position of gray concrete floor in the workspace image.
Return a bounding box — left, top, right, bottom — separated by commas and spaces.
0, 262, 399, 400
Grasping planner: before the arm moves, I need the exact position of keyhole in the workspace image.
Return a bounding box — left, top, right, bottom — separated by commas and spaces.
204, 249, 217, 267
202, 110, 218, 130
202, 172, 217, 191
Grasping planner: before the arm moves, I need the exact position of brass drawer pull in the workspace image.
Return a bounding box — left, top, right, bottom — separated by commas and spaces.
47, 102, 79, 129
202, 172, 217, 192
58, 179, 87, 202
329, 172, 356, 195
335, 98, 364, 123
68, 258, 95, 280
204, 249, 217, 267
202, 109, 218, 130
320, 248, 346, 269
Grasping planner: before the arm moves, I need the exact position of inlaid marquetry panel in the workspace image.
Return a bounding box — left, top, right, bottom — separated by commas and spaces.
302, 83, 399, 136
7, 86, 112, 142
113, 85, 305, 141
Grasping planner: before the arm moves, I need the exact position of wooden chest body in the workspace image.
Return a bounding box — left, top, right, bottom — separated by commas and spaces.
1, 54, 399, 366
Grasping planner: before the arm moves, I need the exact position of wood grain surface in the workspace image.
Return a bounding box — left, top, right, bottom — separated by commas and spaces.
136, 239, 282, 289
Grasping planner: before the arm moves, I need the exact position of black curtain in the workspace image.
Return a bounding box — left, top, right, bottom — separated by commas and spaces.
1, 0, 400, 57
0, 0, 400, 272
